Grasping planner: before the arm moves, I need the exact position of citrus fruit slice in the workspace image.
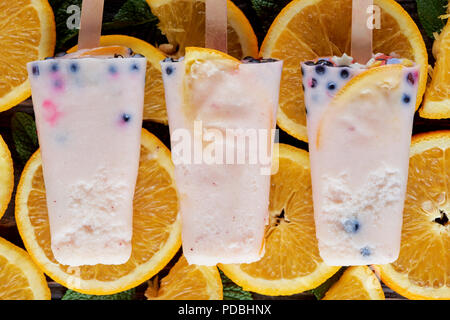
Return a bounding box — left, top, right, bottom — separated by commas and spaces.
260, 0, 428, 142
146, 255, 223, 300
421, 17, 450, 119
69, 35, 168, 124
146, 0, 258, 59
184, 46, 241, 69
15, 129, 181, 295
219, 144, 339, 296
322, 266, 385, 300
0, 0, 55, 112
0, 237, 50, 300
375, 131, 450, 300
316, 65, 408, 149
0, 135, 14, 221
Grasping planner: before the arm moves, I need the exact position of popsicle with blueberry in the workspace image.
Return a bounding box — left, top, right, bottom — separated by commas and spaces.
302, 55, 419, 266
161, 48, 282, 266
26, 1, 146, 266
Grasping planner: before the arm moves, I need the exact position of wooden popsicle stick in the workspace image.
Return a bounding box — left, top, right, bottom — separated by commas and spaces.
351, 0, 374, 63
205, 0, 228, 53
78, 0, 105, 50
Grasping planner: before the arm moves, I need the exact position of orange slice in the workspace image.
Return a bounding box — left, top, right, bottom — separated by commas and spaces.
0, 0, 55, 112
322, 266, 385, 300
260, 0, 428, 142
69, 35, 168, 124
184, 46, 241, 70
77, 45, 131, 58
146, 0, 258, 59
375, 131, 450, 300
15, 129, 181, 295
219, 144, 339, 296
0, 135, 14, 221
146, 255, 223, 300
0, 237, 50, 300
421, 16, 450, 119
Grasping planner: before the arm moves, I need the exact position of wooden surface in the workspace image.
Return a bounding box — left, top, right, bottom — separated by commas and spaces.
0, 0, 448, 300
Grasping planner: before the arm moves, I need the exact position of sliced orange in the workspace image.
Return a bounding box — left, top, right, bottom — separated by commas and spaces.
375, 131, 450, 300
260, 0, 428, 142
184, 46, 241, 70
219, 144, 339, 296
15, 129, 181, 295
69, 35, 168, 124
146, 0, 258, 59
0, 0, 55, 112
0, 135, 14, 221
316, 65, 408, 148
421, 17, 450, 119
146, 255, 223, 300
0, 237, 50, 300
77, 45, 132, 58
322, 266, 385, 300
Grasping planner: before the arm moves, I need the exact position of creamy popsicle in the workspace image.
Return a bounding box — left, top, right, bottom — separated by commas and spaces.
27, 47, 146, 266
302, 54, 420, 265
162, 48, 282, 266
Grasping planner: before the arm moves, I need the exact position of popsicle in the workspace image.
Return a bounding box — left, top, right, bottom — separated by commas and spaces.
162, 49, 282, 265
27, 47, 146, 266
302, 54, 420, 265
27, 0, 146, 266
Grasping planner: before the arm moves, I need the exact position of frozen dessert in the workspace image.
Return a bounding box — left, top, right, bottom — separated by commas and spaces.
302, 54, 420, 265
162, 48, 283, 266
27, 46, 146, 266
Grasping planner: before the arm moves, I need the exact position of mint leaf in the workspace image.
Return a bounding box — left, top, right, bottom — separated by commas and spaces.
62, 288, 136, 300
308, 268, 345, 300
251, 0, 291, 34
49, 0, 166, 53
416, 0, 448, 38
11, 112, 38, 165
220, 270, 253, 300
103, 0, 166, 47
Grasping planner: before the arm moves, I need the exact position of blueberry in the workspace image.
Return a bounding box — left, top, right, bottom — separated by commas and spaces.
130, 63, 140, 71
261, 58, 277, 63
69, 63, 79, 73
304, 61, 315, 66
316, 59, 333, 67
242, 56, 261, 63
360, 246, 371, 257
403, 94, 411, 104
53, 79, 63, 89
109, 65, 118, 75
50, 63, 59, 72
122, 113, 131, 122
165, 66, 174, 75
340, 69, 350, 79
407, 73, 415, 85
32, 65, 40, 76
162, 57, 177, 62
310, 78, 317, 88
327, 81, 337, 91
315, 65, 326, 75
343, 219, 360, 233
